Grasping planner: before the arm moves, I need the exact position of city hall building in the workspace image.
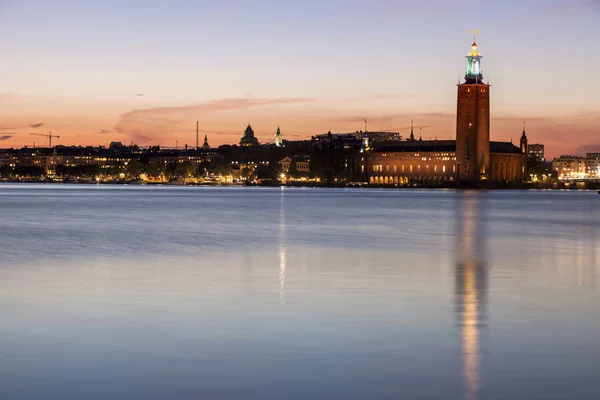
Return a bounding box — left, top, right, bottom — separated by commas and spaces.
365, 38, 527, 185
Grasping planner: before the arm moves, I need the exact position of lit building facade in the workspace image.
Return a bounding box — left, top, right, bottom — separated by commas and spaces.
279, 156, 310, 173
552, 156, 586, 180
365, 37, 527, 185
585, 153, 600, 179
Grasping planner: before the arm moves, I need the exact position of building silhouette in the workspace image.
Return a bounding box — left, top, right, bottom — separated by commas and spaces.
202, 134, 210, 151
240, 124, 260, 147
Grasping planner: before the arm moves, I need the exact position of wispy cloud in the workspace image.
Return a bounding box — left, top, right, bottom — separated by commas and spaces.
0, 135, 13, 141
114, 97, 316, 144
0, 92, 17, 103
30, 123, 45, 128
575, 143, 600, 154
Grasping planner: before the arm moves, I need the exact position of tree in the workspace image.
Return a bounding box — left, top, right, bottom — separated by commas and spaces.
144, 163, 164, 179
175, 161, 195, 178
126, 160, 144, 179
13, 166, 45, 178
241, 166, 253, 180
214, 165, 232, 177
255, 165, 276, 180
0, 165, 13, 177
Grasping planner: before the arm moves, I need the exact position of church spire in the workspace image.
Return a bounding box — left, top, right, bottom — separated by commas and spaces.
202, 134, 210, 150
275, 126, 283, 147
410, 120, 415, 141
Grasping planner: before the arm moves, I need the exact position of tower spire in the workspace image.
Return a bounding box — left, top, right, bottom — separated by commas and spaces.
465, 30, 484, 84
196, 121, 199, 150
410, 120, 415, 141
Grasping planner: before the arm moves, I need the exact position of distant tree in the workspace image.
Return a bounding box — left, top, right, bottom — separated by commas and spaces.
165, 162, 179, 180
0, 165, 13, 177
214, 165, 232, 177
175, 161, 195, 178
255, 165, 276, 180
241, 166, 253, 180
126, 160, 144, 179
144, 163, 163, 179
13, 165, 45, 178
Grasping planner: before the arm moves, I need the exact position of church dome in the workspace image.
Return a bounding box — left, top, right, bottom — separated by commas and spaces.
240, 124, 259, 147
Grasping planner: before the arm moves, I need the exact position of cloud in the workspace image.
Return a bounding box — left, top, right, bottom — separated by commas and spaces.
0, 135, 13, 140
338, 93, 416, 102
0, 92, 17, 103
97, 129, 112, 134
30, 123, 45, 128
114, 97, 316, 144
574, 143, 600, 154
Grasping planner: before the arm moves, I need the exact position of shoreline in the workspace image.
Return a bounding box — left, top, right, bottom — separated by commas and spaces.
2, 179, 599, 191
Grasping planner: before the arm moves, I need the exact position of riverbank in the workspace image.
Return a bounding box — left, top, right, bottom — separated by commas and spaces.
3, 178, 600, 191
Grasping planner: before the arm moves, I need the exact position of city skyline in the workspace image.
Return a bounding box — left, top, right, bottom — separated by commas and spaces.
1, 0, 599, 158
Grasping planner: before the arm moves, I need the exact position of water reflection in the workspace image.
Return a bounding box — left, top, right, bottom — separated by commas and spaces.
455, 192, 488, 400
279, 188, 286, 304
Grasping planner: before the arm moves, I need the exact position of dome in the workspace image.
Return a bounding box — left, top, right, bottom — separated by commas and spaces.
240, 124, 259, 147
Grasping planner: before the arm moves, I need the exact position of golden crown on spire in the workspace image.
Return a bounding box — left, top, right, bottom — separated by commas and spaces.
468, 29, 480, 56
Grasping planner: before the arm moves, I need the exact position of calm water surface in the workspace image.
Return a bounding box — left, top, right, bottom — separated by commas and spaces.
1, 184, 599, 399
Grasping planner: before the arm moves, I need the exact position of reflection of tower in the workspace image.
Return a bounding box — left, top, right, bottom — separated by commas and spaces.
455, 192, 488, 400
456, 32, 490, 182
279, 188, 286, 304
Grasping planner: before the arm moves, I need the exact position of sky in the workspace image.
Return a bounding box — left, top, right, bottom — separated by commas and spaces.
0, 0, 599, 158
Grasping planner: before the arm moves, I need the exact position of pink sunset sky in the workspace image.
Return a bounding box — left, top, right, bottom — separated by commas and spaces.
1, 0, 599, 158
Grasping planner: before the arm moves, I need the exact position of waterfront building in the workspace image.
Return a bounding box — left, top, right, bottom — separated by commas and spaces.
0, 150, 15, 167
279, 156, 310, 174
552, 156, 586, 180
364, 36, 527, 185
585, 153, 600, 179
528, 144, 545, 162
240, 124, 260, 147
311, 132, 365, 181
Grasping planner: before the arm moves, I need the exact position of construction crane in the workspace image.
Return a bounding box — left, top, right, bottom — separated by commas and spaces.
30, 131, 60, 148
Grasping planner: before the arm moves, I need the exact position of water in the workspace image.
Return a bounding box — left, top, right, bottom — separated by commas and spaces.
0, 184, 599, 399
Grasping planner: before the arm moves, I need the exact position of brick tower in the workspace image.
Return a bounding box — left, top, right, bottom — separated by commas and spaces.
456, 32, 490, 182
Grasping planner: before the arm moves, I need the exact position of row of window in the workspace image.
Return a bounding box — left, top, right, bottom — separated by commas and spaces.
373, 164, 454, 173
